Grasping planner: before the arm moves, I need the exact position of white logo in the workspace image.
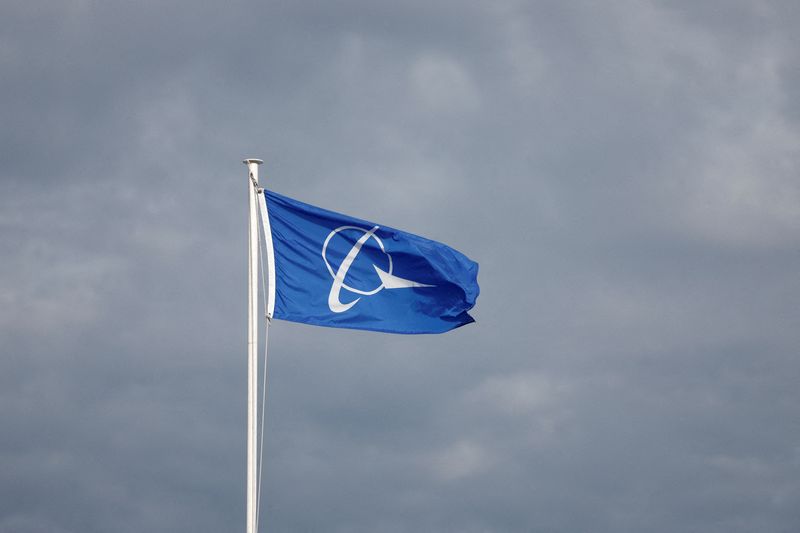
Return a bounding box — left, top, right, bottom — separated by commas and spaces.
322, 225, 435, 313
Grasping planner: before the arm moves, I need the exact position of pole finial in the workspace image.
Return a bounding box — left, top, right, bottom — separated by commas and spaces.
243, 158, 263, 165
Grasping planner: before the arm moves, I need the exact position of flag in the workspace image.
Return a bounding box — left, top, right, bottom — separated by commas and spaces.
261, 190, 479, 334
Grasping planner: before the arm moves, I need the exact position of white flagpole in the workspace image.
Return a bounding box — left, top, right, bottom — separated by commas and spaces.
244, 158, 263, 533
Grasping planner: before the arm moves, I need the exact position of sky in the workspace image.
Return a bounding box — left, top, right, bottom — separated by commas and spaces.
1, 1, 799, 532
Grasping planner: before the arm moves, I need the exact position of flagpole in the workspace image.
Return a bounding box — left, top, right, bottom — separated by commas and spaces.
244, 158, 263, 533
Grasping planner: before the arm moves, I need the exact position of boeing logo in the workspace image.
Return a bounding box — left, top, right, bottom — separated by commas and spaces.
322, 225, 435, 313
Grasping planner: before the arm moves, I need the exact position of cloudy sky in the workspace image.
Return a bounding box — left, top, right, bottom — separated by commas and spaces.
2, 1, 799, 531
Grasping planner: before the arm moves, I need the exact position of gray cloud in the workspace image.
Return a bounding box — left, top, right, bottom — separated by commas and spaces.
1, 1, 799, 532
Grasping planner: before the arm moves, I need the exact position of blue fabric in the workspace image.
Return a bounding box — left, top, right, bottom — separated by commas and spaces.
264, 190, 479, 334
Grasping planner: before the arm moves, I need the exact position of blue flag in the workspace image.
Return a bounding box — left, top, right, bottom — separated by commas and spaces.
261, 190, 479, 334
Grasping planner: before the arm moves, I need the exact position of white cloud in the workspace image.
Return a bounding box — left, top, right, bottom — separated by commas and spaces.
490, 2, 548, 91
0, 514, 73, 533
136, 77, 200, 162
466, 373, 567, 416
708, 454, 771, 477
428, 440, 491, 482
410, 53, 479, 112
681, 93, 800, 248
613, 5, 800, 248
